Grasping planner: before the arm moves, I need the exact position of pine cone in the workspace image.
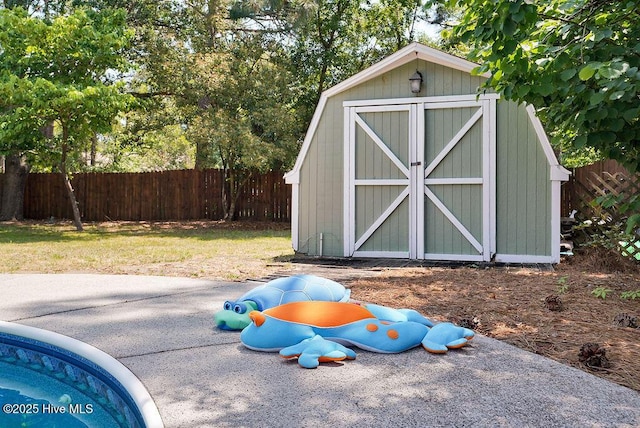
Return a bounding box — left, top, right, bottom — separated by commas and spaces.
458, 317, 479, 330
613, 313, 638, 328
544, 294, 564, 312
578, 343, 611, 368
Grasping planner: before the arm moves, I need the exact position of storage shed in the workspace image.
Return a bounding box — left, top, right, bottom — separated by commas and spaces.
284, 43, 570, 263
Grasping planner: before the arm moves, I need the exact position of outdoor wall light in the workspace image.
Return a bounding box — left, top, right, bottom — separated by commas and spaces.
409, 71, 423, 94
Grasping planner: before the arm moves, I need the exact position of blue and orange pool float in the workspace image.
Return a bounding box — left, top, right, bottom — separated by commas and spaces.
240, 301, 474, 368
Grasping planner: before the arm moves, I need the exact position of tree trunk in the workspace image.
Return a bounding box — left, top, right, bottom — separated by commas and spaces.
221, 168, 253, 221
60, 171, 83, 231
60, 130, 83, 231
222, 167, 235, 220
222, 168, 254, 221
90, 134, 97, 167
0, 154, 29, 221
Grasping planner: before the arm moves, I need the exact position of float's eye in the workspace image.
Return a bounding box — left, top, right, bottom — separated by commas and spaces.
233, 303, 247, 314
223, 301, 233, 311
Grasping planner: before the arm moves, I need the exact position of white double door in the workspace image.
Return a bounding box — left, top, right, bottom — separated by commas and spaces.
344, 95, 496, 261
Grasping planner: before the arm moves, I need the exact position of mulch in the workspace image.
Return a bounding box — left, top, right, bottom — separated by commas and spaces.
344, 247, 640, 392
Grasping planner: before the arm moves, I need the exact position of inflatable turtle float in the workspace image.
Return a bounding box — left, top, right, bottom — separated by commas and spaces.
214, 275, 351, 330
241, 301, 475, 368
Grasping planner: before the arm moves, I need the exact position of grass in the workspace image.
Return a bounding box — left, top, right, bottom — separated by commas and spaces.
0, 221, 294, 280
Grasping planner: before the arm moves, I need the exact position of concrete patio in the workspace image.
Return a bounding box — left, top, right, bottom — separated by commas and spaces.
1, 273, 639, 427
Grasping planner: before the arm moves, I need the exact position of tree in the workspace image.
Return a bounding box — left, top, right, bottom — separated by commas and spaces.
182, 0, 436, 219
0, 0, 65, 221
445, 0, 640, 174
288, 0, 430, 124
365, 0, 426, 52
101, 104, 196, 172
118, 0, 303, 220
0, 7, 134, 229
181, 40, 298, 220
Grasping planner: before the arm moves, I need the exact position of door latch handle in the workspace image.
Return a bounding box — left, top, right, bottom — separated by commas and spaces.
411, 161, 422, 166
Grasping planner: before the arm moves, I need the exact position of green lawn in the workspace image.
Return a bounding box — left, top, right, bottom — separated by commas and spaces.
0, 221, 294, 280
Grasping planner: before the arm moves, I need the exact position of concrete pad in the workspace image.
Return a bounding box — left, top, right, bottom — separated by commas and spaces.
0, 274, 255, 357
1, 274, 640, 427
0, 274, 228, 321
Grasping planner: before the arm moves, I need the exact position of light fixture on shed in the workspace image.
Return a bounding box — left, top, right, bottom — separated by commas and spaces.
409, 71, 423, 94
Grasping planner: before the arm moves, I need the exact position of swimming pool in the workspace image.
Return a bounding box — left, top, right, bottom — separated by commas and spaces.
0, 321, 163, 427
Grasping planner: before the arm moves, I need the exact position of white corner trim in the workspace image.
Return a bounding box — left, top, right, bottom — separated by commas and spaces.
283, 170, 298, 184
525, 104, 570, 182
551, 165, 571, 181
290, 183, 299, 251
550, 180, 562, 263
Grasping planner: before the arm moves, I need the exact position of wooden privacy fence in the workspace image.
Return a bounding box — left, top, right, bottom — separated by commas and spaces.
1, 161, 636, 224
16, 169, 291, 222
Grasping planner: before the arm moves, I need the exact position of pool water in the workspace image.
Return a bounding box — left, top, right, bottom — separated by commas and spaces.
0, 331, 149, 428
1, 361, 120, 427
1, 385, 90, 427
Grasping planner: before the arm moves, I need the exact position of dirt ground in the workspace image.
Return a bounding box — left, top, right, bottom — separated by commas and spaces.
345, 247, 640, 393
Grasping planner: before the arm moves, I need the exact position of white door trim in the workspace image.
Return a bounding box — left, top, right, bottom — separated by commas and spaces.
421, 98, 495, 261
411, 103, 423, 259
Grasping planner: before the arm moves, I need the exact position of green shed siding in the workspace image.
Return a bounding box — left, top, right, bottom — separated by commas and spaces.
357, 191, 410, 252
297, 103, 344, 256
297, 100, 339, 256
424, 184, 482, 255
496, 101, 551, 256
356, 111, 409, 180
354, 61, 485, 99
425, 107, 483, 179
